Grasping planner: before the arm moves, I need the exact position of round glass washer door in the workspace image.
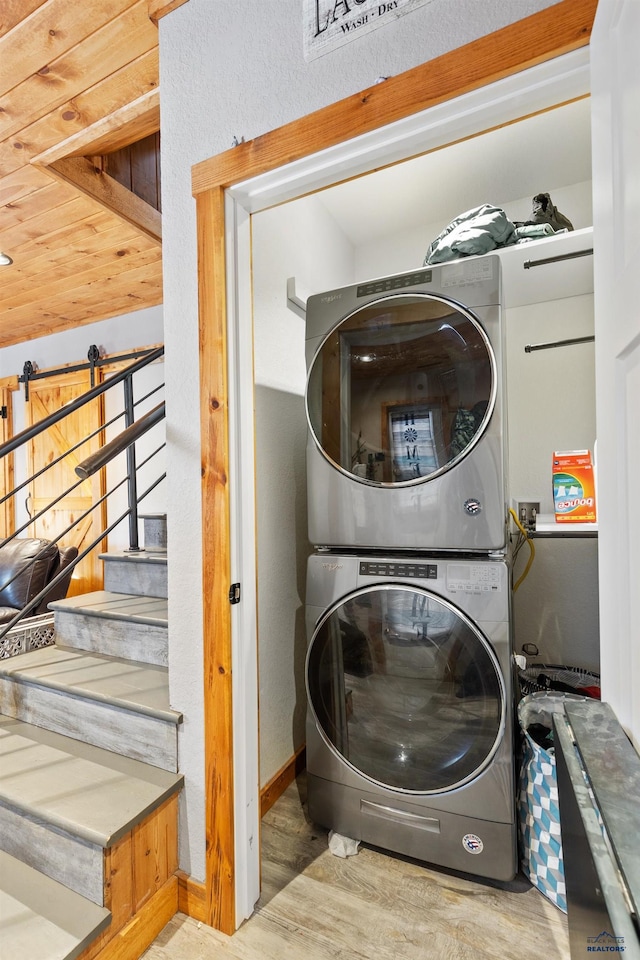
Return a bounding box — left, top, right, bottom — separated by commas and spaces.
306, 293, 496, 486
306, 584, 505, 794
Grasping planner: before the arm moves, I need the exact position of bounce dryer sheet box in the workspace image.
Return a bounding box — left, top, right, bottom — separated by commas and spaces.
552, 450, 597, 524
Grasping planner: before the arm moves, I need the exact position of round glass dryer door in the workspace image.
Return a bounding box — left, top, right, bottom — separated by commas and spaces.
306, 294, 495, 485
306, 584, 505, 794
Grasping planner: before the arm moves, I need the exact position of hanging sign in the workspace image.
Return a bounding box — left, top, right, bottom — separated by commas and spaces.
304, 0, 434, 61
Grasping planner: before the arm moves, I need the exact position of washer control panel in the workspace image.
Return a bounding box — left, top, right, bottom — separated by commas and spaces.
446, 563, 502, 593
358, 561, 437, 579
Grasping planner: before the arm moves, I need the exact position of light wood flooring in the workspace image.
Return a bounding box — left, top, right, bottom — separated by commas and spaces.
142, 774, 569, 960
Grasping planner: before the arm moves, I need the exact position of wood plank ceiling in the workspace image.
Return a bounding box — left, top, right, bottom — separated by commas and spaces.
0, 0, 184, 350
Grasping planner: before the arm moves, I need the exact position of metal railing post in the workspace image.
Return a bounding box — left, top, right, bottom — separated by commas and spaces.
123, 374, 140, 552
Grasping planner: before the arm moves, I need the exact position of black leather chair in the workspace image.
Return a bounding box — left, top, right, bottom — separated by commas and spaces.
0, 538, 79, 626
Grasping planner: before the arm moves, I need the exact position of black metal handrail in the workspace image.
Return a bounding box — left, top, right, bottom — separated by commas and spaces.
75, 402, 165, 479
0, 347, 166, 643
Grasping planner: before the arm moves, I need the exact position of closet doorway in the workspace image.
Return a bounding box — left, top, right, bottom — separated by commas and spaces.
191, 0, 597, 932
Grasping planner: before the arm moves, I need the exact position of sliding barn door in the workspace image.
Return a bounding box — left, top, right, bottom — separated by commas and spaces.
25, 371, 106, 596
0, 385, 14, 539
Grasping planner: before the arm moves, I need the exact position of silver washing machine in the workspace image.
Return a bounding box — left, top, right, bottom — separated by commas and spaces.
305, 256, 507, 552
305, 551, 516, 881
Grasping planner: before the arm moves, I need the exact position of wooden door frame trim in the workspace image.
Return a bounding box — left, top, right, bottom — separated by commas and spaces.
149, 0, 190, 24
192, 0, 596, 195
192, 0, 597, 933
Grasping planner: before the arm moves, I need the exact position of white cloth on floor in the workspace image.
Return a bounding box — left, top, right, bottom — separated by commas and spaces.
328, 830, 360, 858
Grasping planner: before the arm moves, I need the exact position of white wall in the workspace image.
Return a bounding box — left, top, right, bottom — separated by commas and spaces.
505, 293, 595, 516
159, 0, 561, 882
0, 307, 165, 549
252, 195, 355, 788
506, 291, 598, 669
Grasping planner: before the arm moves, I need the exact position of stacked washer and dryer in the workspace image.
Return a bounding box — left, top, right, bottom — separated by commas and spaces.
303, 255, 517, 881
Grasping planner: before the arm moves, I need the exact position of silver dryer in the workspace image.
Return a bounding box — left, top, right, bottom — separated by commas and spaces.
305, 256, 507, 552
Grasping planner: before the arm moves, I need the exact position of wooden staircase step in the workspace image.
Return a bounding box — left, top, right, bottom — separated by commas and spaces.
0, 517, 180, 960
49, 592, 167, 666
0, 716, 182, 904
0, 850, 110, 960
49, 591, 168, 625
0, 646, 181, 771
100, 550, 167, 598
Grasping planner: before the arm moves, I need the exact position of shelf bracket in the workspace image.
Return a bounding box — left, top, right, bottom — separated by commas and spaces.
286, 277, 309, 318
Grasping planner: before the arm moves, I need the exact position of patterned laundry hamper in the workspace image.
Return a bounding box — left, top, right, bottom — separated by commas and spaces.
517, 691, 582, 913
518, 663, 601, 699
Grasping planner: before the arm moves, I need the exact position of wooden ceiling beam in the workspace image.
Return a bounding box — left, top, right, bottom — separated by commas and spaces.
0, 48, 159, 178
30, 88, 160, 166
148, 0, 190, 24
44, 156, 162, 244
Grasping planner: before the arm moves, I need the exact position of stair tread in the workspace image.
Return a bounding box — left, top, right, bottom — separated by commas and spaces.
0, 716, 183, 848
0, 850, 110, 960
0, 646, 182, 724
99, 550, 167, 565
48, 591, 167, 625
